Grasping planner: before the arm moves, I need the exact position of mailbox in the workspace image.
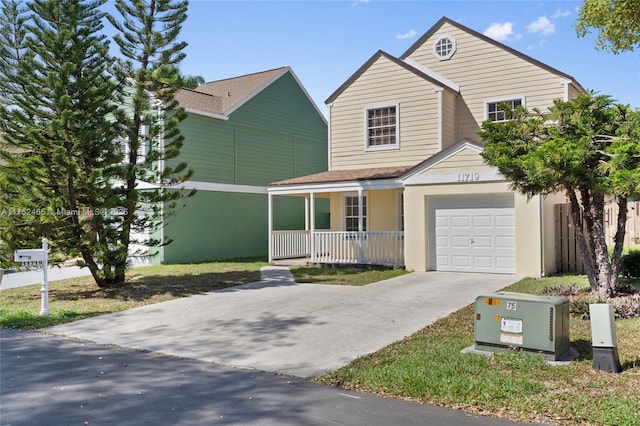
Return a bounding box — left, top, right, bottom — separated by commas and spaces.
474, 291, 570, 361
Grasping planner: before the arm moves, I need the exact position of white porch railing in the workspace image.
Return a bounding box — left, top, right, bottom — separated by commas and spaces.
271, 230, 404, 266
271, 230, 310, 259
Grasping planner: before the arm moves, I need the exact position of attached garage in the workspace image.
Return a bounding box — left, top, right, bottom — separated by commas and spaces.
429, 194, 515, 274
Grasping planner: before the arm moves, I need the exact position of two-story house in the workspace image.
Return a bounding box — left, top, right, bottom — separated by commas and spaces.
267, 17, 585, 277
154, 67, 328, 264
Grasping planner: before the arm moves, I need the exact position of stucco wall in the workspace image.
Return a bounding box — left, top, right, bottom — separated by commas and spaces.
403, 181, 544, 276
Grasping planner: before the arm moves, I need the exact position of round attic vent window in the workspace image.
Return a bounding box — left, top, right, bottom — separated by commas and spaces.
433, 36, 456, 60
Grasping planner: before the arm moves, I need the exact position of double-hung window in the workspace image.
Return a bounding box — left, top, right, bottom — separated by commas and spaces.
365, 105, 398, 150
345, 195, 367, 232
486, 98, 523, 122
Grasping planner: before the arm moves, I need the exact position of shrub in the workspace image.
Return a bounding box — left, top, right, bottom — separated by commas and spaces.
569, 296, 601, 319
612, 294, 640, 319
620, 249, 640, 279
543, 284, 581, 296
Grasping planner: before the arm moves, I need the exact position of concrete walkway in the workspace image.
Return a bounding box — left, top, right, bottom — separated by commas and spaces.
47, 267, 517, 377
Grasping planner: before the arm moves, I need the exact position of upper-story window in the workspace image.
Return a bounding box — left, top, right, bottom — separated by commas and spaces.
365, 105, 399, 151
486, 98, 524, 122
433, 36, 456, 60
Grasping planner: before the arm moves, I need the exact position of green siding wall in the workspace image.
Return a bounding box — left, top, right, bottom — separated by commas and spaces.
172, 71, 327, 185
161, 71, 328, 263
178, 116, 236, 184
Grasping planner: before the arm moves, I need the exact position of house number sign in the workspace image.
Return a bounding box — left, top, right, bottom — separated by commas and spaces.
457, 172, 481, 182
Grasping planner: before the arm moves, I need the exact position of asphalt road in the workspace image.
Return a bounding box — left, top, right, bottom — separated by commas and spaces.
1, 329, 527, 426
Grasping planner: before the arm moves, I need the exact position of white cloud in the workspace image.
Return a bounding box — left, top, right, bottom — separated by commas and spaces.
396, 29, 416, 40
483, 22, 515, 42
352, 0, 369, 7
551, 8, 572, 19
527, 16, 555, 36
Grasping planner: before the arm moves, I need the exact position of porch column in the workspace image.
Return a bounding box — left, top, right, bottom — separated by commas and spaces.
310, 192, 316, 262
268, 192, 273, 262
304, 195, 310, 231
358, 189, 364, 263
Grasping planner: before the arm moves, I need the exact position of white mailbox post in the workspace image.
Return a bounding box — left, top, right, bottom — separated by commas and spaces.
15, 238, 49, 316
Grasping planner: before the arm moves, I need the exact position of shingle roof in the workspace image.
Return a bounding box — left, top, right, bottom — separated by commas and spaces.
194, 67, 288, 114
269, 165, 415, 187
175, 67, 289, 116
174, 89, 223, 115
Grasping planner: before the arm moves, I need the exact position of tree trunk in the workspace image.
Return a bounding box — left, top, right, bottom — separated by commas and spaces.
569, 190, 618, 298
609, 196, 628, 289
568, 190, 597, 290
589, 193, 616, 299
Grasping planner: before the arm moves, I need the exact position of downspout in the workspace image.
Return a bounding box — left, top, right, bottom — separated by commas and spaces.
540, 196, 546, 277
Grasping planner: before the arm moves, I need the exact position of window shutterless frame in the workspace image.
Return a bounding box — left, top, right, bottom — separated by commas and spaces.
364, 103, 400, 151
343, 192, 368, 232
484, 96, 525, 122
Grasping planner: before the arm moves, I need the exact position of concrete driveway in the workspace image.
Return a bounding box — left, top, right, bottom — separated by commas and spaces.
47, 267, 517, 377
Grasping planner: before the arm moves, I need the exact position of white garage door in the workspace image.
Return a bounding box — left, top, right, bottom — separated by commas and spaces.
430, 195, 515, 274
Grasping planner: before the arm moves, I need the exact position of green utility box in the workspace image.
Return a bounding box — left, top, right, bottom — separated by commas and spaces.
474, 292, 570, 361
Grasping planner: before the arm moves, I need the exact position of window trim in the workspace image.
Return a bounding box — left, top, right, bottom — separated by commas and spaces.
363, 103, 400, 152
433, 35, 457, 61
342, 192, 368, 232
484, 96, 526, 123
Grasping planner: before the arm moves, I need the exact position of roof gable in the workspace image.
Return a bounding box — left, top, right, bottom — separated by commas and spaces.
402, 139, 503, 185
400, 17, 584, 92
325, 50, 458, 105
176, 67, 326, 122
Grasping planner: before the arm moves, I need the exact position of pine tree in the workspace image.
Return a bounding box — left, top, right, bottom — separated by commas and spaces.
108, 0, 194, 285
0, 0, 28, 105
0, 0, 127, 286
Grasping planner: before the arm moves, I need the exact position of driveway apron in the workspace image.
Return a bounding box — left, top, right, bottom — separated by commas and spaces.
46, 267, 517, 377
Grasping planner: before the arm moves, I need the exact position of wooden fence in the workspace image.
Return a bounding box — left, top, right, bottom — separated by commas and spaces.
555, 204, 584, 273
555, 201, 640, 273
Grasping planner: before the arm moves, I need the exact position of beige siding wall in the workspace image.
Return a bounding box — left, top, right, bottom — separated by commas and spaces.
406, 22, 569, 143
329, 192, 341, 230
329, 55, 442, 170
369, 190, 399, 231
327, 190, 400, 231
420, 150, 492, 175
442, 90, 457, 149
568, 83, 581, 101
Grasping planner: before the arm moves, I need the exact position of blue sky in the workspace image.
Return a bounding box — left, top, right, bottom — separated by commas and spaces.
129, 0, 640, 112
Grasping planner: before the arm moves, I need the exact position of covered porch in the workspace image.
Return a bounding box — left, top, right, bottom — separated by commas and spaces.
267, 166, 411, 267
